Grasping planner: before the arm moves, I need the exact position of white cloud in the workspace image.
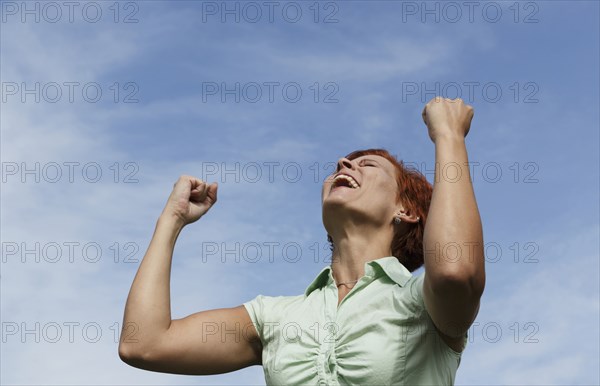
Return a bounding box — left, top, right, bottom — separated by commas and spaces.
456, 225, 600, 385
2, 3, 598, 386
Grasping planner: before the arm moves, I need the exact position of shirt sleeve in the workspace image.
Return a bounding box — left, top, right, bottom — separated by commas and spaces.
406, 271, 427, 313
243, 294, 268, 344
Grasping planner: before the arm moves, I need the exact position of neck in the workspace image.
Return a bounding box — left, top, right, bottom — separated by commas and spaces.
328, 226, 393, 285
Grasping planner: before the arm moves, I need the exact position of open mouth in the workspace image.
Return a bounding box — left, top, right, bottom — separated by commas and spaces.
331, 174, 359, 190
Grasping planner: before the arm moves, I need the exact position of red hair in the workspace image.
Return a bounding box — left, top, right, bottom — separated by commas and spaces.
327, 148, 433, 272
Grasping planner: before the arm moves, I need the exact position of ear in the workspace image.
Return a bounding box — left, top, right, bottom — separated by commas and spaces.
394, 208, 420, 224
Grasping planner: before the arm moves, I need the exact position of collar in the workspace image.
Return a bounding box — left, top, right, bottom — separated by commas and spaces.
304, 256, 413, 297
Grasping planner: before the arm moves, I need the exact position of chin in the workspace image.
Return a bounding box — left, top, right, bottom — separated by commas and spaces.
322, 193, 350, 207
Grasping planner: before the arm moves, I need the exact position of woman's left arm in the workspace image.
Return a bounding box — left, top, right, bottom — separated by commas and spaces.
421, 97, 486, 339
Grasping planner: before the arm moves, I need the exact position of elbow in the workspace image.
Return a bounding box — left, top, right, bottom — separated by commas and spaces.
118, 344, 139, 365
428, 268, 485, 300
426, 248, 486, 298
118, 343, 153, 368
117, 324, 170, 369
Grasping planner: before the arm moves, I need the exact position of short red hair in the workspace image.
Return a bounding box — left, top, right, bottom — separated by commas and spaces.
327, 148, 433, 272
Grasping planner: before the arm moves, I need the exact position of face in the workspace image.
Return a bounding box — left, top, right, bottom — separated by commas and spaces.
322, 154, 401, 228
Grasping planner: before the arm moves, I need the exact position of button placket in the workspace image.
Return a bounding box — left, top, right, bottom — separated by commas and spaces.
327, 284, 340, 384
317, 279, 337, 384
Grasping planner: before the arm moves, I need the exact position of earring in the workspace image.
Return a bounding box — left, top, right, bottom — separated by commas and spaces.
394, 217, 402, 224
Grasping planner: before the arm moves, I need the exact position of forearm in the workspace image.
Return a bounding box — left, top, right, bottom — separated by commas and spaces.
423, 134, 485, 287
120, 214, 185, 355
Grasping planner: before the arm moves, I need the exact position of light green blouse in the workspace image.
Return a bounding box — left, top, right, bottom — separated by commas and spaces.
243, 256, 465, 385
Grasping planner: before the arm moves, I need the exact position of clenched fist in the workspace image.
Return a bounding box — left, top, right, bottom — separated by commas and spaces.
422, 97, 474, 143
161, 175, 218, 227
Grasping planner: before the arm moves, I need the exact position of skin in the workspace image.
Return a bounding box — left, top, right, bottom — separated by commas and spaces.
324, 97, 484, 353
420, 97, 485, 350
118, 96, 484, 374
321, 154, 420, 306
118, 179, 262, 374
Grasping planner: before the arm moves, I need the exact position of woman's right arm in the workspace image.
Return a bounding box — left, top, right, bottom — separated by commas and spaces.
118, 175, 262, 375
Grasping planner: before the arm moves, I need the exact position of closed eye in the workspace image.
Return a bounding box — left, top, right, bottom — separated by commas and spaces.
360, 160, 378, 167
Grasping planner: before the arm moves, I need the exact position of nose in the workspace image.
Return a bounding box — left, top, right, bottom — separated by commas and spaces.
336, 157, 354, 172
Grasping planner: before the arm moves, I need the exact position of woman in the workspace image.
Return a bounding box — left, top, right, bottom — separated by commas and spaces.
118, 97, 485, 385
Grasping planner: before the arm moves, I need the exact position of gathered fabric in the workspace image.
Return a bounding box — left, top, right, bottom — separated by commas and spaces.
243, 256, 466, 386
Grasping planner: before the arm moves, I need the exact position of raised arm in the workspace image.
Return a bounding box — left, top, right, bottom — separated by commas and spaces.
420, 97, 486, 348
118, 176, 262, 374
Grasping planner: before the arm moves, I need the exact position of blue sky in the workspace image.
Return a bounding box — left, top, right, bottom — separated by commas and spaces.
1, 1, 599, 385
